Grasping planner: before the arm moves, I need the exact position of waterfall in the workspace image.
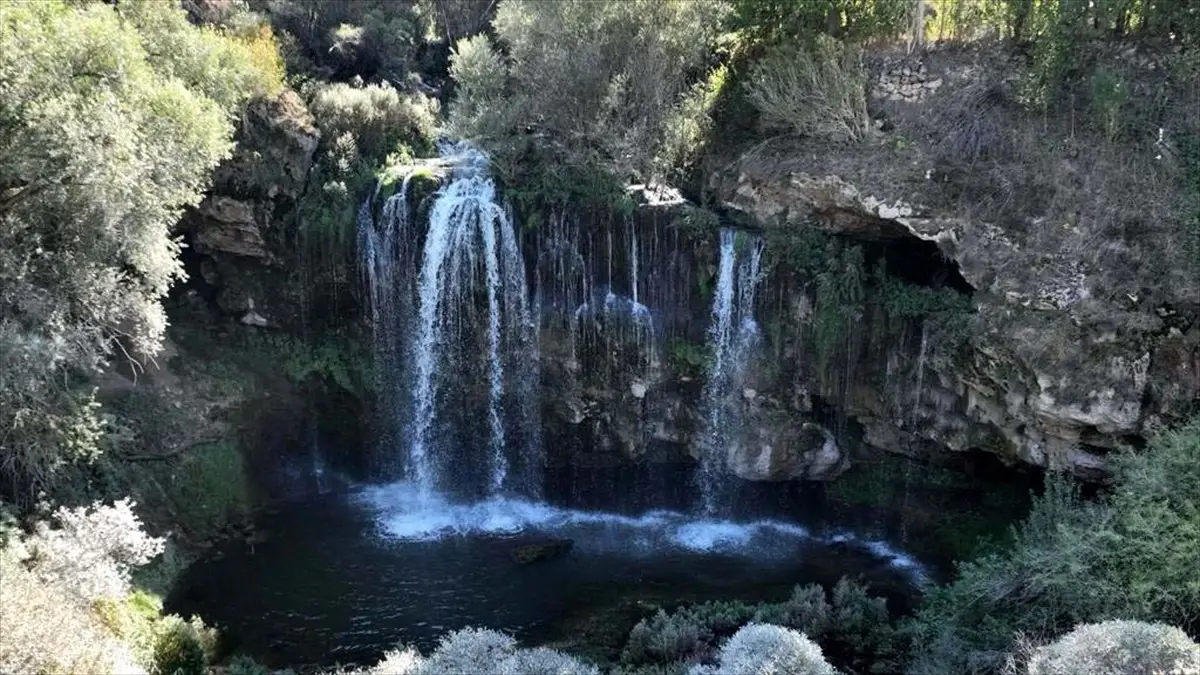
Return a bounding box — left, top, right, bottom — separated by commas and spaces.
360, 144, 540, 500
697, 229, 765, 514
359, 174, 416, 458
912, 320, 928, 424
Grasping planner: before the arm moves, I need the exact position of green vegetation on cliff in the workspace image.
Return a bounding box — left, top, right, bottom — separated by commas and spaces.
0, 0, 281, 497
908, 419, 1200, 673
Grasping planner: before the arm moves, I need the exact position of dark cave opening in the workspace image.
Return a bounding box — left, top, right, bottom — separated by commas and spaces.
858, 231, 973, 295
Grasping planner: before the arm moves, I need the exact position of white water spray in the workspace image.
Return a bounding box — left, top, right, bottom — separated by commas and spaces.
698, 229, 765, 514
360, 145, 539, 498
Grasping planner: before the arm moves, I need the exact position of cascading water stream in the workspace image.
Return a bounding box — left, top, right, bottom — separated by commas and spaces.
360, 144, 540, 500
912, 319, 929, 424
697, 229, 765, 514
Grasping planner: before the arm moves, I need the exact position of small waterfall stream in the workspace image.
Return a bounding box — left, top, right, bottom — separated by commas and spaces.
698, 229, 765, 514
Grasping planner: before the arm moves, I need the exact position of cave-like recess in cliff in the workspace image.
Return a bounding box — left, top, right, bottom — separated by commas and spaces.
862, 231, 973, 295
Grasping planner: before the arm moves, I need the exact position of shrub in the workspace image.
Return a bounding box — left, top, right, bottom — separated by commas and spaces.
369, 646, 423, 675
928, 81, 1009, 163
419, 628, 518, 674
0, 504, 187, 675
94, 589, 166, 667
0, 550, 136, 675
23, 499, 164, 602
656, 65, 730, 180
151, 615, 215, 675
908, 420, 1200, 674
228, 654, 274, 675
497, 647, 601, 675
307, 82, 439, 163
1024, 620, 1200, 675
448, 0, 728, 180
1090, 70, 1128, 143
706, 624, 835, 675
745, 36, 870, 141
622, 579, 897, 671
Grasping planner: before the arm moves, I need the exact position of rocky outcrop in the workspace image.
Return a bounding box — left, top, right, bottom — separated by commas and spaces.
182, 89, 320, 329
727, 418, 848, 481
710, 146, 1199, 477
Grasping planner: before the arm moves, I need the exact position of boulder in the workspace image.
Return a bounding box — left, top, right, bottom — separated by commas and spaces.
727, 420, 849, 482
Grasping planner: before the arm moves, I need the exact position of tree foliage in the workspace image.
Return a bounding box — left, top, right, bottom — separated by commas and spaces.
252, 0, 424, 82
447, 0, 729, 185
730, 0, 910, 45
0, 0, 280, 495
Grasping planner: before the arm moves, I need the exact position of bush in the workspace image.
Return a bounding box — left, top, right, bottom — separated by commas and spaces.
0, 550, 136, 675
228, 654, 274, 675
152, 615, 215, 675
622, 579, 898, 672
367, 628, 597, 675
705, 624, 835, 675
497, 647, 600, 675
307, 82, 439, 163
420, 628, 518, 674
1090, 70, 1128, 143
448, 0, 728, 181
745, 35, 870, 141
656, 65, 730, 180
908, 420, 1200, 674
0, 502, 196, 675
369, 646, 423, 675
1024, 620, 1200, 675
23, 499, 164, 602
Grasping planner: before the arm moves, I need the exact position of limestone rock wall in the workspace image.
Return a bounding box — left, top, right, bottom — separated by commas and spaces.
180, 89, 320, 329
709, 158, 1198, 477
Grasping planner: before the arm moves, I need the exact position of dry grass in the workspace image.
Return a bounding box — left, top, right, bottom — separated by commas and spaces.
746, 36, 871, 141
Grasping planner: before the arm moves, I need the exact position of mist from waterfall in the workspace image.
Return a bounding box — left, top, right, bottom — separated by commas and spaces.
697, 229, 765, 514
359, 144, 541, 499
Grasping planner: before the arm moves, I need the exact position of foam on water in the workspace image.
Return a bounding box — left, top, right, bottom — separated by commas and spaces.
356, 482, 931, 586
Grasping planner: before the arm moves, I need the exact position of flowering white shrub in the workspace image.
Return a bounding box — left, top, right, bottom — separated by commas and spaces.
706, 624, 835, 675
418, 628, 518, 674
370, 646, 423, 675
358, 630, 598, 675
1027, 620, 1200, 675
25, 498, 164, 601
0, 550, 143, 675
497, 647, 600, 675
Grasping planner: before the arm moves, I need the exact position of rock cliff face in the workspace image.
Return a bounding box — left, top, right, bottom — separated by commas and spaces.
707, 146, 1198, 477
174, 78, 1196, 485
181, 89, 320, 330
530, 189, 853, 481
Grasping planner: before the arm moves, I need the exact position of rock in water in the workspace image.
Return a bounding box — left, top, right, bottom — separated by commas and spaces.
511, 538, 574, 565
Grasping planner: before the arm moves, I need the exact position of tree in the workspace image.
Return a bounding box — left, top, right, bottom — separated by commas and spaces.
0, 0, 281, 494
447, 0, 728, 187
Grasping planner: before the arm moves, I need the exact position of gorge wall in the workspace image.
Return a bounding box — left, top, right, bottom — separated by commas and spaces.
177, 65, 1199, 488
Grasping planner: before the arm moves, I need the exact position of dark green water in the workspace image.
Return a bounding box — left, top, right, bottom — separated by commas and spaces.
168, 463, 952, 671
